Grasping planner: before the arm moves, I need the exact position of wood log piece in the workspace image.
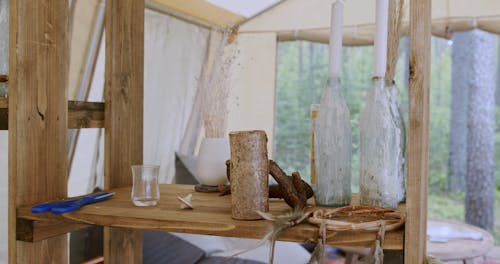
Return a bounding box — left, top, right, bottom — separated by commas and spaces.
269, 160, 308, 209
229, 130, 269, 220
225, 159, 314, 207
292, 172, 308, 205
268, 185, 282, 198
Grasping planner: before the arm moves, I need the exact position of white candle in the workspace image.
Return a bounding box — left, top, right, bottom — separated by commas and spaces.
328, 0, 344, 79
373, 0, 388, 78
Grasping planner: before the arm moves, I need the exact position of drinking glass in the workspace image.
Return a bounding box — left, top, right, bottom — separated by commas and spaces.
131, 165, 160, 206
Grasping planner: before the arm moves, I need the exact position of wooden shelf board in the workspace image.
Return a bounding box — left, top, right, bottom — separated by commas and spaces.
17, 218, 88, 242
0, 97, 7, 108
17, 184, 405, 249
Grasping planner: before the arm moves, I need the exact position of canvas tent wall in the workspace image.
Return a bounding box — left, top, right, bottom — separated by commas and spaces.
9, 0, 500, 198
62, 1, 283, 195
240, 0, 500, 44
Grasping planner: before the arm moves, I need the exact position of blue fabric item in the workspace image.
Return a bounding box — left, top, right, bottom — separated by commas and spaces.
143, 230, 205, 264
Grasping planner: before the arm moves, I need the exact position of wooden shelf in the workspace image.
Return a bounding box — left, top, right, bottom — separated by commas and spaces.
17, 184, 405, 250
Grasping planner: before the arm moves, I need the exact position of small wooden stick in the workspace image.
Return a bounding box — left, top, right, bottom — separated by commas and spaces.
225, 159, 314, 209
269, 160, 307, 209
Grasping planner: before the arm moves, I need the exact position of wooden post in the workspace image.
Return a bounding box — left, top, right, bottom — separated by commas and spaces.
406, 0, 431, 263
8, 0, 69, 263
104, 0, 144, 263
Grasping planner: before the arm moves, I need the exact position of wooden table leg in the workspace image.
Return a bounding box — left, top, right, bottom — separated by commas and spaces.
463, 258, 474, 264
345, 253, 359, 264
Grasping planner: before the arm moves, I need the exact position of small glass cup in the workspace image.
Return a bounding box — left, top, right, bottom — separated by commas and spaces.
131, 165, 160, 206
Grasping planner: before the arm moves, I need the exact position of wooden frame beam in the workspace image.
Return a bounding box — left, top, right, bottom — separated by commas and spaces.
9, 0, 69, 262
0, 99, 104, 130
405, 0, 431, 263
104, 0, 144, 262
68, 101, 104, 129
16, 219, 87, 242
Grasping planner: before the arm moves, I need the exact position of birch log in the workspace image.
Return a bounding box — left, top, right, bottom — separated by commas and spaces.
229, 130, 269, 220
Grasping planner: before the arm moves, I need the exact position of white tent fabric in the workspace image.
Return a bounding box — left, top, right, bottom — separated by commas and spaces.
240, 0, 500, 45
68, 37, 105, 196
226, 32, 277, 157
68, 8, 210, 195
207, 0, 280, 17
143, 8, 209, 183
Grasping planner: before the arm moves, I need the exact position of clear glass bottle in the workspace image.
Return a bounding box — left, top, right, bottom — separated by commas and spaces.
314, 77, 352, 207
359, 78, 405, 209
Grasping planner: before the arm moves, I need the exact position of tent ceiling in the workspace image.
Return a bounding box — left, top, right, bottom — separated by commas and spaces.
239, 0, 500, 45
149, 0, 246, 28
207, 0, 280, 17
148, 0, 500, 44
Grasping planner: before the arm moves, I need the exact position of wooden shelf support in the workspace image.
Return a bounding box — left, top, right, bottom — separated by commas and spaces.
406, 0, 431, 263
67, 101, 104, 129
104, 0, 145, 262
8, 0, 69, 262
1, 99, 104, 130
17, 219, 88, 242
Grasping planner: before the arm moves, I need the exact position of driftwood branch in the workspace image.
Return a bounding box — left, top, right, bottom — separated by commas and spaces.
225, 159, 313, 209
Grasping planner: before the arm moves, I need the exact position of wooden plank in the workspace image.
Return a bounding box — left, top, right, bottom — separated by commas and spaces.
68, 101, 104, 128
0, 97, 7, 108
104, 0, 144, 262
17, 219, 87, 242
8, 1, 16, 261
0, 74, 7, 82
104, 227, 142, 264
16, 236, 66, 263
0, 98, 6, 130
1, 100, 104, 130
9, 0, 69, 263
17, 185, 406, 250
406, 0, 431, 263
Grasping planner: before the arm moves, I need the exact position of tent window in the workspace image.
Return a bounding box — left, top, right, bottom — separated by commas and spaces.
274, 36, 500, 244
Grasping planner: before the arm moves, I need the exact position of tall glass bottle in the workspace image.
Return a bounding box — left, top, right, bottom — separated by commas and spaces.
314, 77, 352, 207
359, 78, 405, 209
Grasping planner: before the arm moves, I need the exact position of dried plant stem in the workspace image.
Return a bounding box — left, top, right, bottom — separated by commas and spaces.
308, 220, 328, 264
201, 27, 238, 138
364, 222, 386, 264
228, 208, 311, 264
385, 0, 404, 81
309, 206, 405, 232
